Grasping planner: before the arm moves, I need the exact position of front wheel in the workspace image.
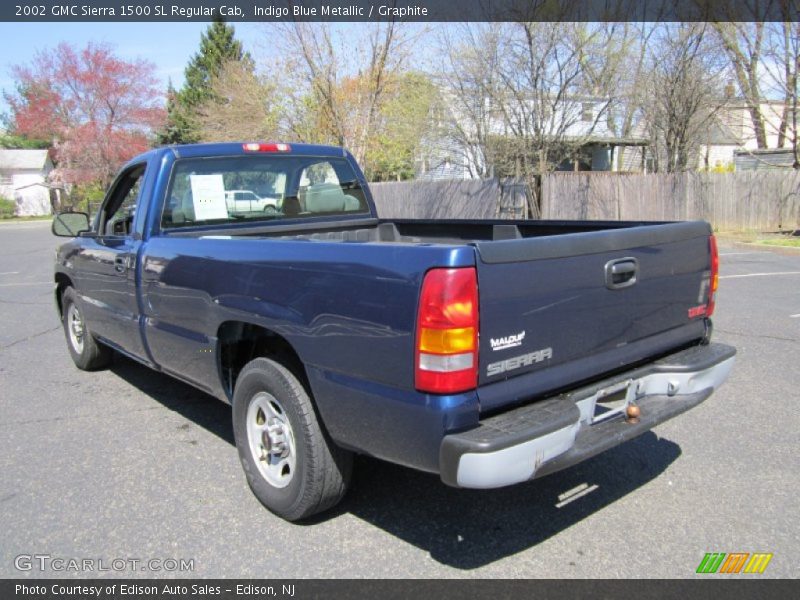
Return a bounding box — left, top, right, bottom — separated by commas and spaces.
232, 357, 352, 521
61, 287, 112, 370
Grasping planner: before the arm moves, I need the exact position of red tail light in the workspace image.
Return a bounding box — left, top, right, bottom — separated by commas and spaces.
243, 142, 291, 153
415, 267, 479, 394
706, 235, 719, 317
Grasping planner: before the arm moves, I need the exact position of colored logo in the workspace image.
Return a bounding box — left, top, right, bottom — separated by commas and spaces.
696, 552, 773, 574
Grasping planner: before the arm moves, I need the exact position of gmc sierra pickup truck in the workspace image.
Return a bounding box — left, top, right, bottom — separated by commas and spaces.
52, 142, 735, 521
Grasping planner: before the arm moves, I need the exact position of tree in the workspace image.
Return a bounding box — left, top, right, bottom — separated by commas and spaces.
642, 23, 724, 172
5, 42, 165, 188
159, 18, 249, 144
578, 21, 657, 170
761, 20, 800, 168
0, 133, 50, 149
436, 19, 619, 216
274, 22, 416, 167
712, 22, 769, 148
366, 72, 438, 181
435, 23, 504, 179
194, 59, 283, 142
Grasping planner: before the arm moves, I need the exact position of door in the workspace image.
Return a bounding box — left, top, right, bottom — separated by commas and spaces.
72, 164, 149, 360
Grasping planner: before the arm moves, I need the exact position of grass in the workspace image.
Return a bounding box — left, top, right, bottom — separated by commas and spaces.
716, 230, 800, 249
754, 237, 800, 248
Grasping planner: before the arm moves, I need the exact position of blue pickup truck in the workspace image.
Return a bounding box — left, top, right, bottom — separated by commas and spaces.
52, 142, 735, 521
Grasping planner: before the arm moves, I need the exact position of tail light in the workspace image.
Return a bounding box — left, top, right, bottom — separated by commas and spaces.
243, 142, 291, 153
415, 267, 479, 394
706, 235, 719, 317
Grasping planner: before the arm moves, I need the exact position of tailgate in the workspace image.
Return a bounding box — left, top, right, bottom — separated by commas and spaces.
473, 221, 713, 411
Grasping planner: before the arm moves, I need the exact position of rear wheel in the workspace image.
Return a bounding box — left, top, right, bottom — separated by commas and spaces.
232, 357, 352, 521
61, 287, 112, 370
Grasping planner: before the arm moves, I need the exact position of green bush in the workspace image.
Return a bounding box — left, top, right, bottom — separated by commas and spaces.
69, 182, 106, 216
0, 196, 17, 218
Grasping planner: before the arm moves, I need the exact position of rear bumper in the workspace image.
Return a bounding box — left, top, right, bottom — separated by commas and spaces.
439, 342, 736, 488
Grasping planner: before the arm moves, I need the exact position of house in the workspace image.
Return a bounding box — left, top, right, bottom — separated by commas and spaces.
0, 149, 54, 216
416, 94, 649, 180
698, 118, 741, 171
699, 99, 796, 171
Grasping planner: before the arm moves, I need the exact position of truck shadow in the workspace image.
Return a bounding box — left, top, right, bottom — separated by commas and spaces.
337, 434, 680, 569
110, 355, 681, 570
109, 357, 236, 446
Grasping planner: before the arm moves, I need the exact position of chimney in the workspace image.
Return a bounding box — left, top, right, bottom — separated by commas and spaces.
724, 81, 735, 99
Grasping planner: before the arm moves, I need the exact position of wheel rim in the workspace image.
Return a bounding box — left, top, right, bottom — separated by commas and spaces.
246, 392, 296, 488
66, 304, 85, 353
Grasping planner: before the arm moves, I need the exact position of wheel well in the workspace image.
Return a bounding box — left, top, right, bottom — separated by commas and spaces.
54, 273, 73, 317
217, 321, 306, 398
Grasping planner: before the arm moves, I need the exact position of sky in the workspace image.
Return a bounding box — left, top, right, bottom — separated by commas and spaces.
0, 21, 265, 118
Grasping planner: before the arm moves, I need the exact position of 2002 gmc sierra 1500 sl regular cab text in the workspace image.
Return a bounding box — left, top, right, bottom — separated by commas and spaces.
51, 142, 736, 521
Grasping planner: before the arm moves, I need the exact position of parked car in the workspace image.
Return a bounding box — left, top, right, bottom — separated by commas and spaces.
225, 190, 279, 214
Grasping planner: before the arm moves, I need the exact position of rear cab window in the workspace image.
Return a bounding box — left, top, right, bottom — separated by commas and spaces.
160, 155, 370, 229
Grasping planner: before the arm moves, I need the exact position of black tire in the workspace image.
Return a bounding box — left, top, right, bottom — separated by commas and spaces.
232, 357, 352, 521
61, 287, 112, 370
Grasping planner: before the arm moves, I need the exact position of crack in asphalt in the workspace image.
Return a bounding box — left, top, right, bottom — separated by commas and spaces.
0, 326, 60, 349
0, 298, 50, 306
716, 328, 799, 344
0, 397, 218, 428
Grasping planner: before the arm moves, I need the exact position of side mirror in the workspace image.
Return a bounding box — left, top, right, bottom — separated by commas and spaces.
52, 212, 91, 237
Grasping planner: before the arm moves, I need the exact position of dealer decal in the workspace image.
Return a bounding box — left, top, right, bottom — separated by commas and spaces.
490, 330, 526, 351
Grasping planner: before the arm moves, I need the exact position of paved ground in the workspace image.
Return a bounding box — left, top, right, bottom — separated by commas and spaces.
0, 220, 798, 579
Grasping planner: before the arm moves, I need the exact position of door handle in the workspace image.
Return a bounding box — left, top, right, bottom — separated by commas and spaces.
605, 258, 638, 290
114, 256, 128, 273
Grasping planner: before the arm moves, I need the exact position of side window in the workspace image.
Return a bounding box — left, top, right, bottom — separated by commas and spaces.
100, 165, 146, 237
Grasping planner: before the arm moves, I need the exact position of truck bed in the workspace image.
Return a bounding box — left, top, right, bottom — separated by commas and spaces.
161, 217, 714, 416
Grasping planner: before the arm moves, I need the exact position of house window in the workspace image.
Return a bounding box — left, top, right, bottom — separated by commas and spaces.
582, 102, 594, 122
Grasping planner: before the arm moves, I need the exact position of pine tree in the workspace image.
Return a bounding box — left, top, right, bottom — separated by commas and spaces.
158, 17, 249, 144
158, 80, 190, 145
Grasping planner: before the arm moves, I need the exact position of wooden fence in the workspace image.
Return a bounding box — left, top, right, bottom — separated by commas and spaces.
370, 172, 800, 231
541, 171, 800, 231
369, 178, 528, 220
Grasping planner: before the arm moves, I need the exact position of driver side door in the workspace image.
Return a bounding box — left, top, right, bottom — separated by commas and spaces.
72, 163, 150, 361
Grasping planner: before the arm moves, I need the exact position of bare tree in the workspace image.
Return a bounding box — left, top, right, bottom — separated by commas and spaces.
435, 17, 631, 215
272, 22, 416, 167
712, 21, 769, 148
194, 59, 283, 142
642, 23, 725, 172
434, 23, 504, 179
586, 22, 660, 170
762, 20, 800, 168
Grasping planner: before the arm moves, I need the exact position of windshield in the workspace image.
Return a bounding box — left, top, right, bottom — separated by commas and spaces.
161, 155, 370, 229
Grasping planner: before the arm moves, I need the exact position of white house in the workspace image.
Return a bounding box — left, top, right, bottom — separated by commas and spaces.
0, 149, 54, 216
699, 100, 796, 171
416, 94, 649, 180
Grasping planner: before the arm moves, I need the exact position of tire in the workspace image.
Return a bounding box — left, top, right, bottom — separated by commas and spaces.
61, 287, 113, 370
232, 357, 352, 521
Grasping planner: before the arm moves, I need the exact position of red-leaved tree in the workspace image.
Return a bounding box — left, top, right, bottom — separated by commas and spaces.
6, 42, 165, 188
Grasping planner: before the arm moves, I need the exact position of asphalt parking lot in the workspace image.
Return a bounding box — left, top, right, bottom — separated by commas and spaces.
0, 220, 798, 579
